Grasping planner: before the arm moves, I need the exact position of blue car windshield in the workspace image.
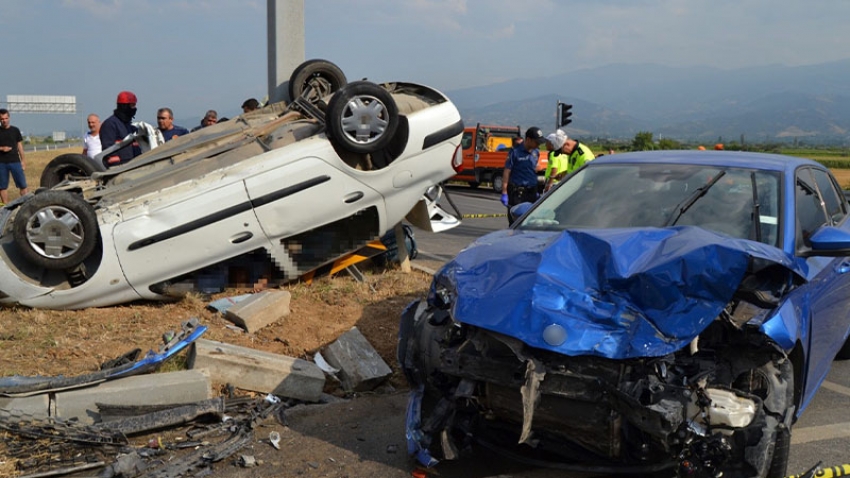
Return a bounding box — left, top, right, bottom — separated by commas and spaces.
518, 163, 781, 247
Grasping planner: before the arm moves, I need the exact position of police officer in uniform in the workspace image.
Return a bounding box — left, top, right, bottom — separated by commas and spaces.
549, 130, 595, 180
501, 126, 545, 225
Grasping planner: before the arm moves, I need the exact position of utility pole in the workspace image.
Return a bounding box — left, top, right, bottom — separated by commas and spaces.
267, 0, 305, 104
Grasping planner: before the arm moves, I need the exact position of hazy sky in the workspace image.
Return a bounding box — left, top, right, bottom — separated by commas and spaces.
3, 0, 849, 135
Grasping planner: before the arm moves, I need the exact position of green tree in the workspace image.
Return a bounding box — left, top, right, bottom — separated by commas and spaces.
632, 131, 655, 151
658, 138, 681, 150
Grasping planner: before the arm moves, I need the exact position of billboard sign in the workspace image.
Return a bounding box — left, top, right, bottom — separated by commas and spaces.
6, 95, 76, 114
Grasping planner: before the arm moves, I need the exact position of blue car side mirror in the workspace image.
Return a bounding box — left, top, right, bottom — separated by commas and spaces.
806, 225, 850, 256
509, 202, 534, 225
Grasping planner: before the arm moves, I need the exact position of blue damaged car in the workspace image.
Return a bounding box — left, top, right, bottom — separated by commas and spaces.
399, 151, 850, 478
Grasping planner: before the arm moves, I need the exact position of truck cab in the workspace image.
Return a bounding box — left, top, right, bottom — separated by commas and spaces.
452, 124, 548, 192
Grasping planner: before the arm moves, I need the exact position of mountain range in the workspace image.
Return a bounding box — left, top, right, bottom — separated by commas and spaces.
446, 59, 850, 145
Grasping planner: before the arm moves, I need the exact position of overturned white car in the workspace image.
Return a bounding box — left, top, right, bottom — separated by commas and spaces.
0, 60, 463, 309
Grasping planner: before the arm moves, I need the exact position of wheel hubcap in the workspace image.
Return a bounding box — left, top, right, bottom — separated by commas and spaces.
339, 95, 389, 145
25, 205, 85, 259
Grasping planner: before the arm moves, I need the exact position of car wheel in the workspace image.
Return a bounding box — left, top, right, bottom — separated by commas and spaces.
836, 337, 850, 360
492, 173, 504, 193
288, 59, 347, 102
326, 81, 399, 155
12, 191, 99, 270
467, 181, 480, 189
40, 153, 106, 188
731, 356, 794, 478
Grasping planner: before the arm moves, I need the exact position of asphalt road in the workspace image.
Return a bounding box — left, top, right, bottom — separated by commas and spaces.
409, 183, 850, 476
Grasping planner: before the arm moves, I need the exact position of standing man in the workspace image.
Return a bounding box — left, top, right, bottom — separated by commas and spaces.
82, 113, 102, 160
100, 91, 140, 167
156, 107, 190, 141
0, 109, 28, 204
501, 126, 545, 225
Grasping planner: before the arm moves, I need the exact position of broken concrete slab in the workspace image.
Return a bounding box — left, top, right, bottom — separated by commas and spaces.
0, 393, 50, 418
188, 339, 324, 402
224, 290, 291, 333
54, 370, 211, 424
322, 327, 392, 392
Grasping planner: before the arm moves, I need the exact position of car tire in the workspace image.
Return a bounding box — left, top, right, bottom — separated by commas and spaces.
12, 191, 99, 270
288, 59, 347, 102
326, 81, 400, 155
492, 173, 504, 193
467, 181, 480, 189
732, 356, 794, 478
836, 337, 850, 360
40, 153, 106, 188
766, 426, 791, 478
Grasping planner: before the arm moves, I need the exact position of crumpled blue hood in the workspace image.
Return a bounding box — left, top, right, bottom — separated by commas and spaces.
434, 226, 805, 359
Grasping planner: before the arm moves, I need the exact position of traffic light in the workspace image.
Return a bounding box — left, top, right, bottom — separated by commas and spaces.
558, 103, 573, 127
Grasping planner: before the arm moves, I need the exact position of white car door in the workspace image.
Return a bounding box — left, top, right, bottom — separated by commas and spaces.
244, 156, 386, 277
113, 181, 275, 292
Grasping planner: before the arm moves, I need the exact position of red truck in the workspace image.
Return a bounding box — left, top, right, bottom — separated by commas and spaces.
451, 124, 548, 192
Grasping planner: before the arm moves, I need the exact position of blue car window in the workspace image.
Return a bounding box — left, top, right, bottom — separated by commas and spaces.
796, 168, 829, 247
811, 168, 846, 224
520, 163, 781, 246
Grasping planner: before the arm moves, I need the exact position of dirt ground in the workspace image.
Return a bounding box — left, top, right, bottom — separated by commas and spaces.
0, 266, 436, 477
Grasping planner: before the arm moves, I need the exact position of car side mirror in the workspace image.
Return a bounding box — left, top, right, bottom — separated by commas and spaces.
509, 202, 534, 226
805, 225, 850, 257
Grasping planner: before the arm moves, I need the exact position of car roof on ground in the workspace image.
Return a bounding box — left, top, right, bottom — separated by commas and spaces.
593, 150, 821, 173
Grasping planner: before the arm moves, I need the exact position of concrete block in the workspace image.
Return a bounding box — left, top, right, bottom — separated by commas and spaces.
224, 290, 291, 333
54, 370, 211, 424
0, 393, 50, 418
188, 339, 324, 402
322, 327, 392, 392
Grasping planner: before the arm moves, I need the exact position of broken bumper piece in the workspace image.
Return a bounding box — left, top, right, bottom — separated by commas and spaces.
0, 319, 207, 396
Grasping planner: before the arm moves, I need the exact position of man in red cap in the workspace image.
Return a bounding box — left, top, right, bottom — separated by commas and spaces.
99, 91, 140, 167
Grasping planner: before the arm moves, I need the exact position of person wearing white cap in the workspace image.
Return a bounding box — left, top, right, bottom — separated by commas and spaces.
543, 130, 568, 192
545, 129, 595, 182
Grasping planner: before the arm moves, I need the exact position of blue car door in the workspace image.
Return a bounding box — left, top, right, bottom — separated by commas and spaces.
797, 167, 850, 406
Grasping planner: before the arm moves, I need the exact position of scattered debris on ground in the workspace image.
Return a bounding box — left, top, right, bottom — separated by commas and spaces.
0, 268, 433, 477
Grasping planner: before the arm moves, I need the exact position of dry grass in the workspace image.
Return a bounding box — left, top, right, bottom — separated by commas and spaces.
0, 267, 430, 380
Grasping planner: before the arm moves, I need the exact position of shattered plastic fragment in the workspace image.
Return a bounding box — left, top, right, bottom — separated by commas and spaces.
269, 431, 281, 450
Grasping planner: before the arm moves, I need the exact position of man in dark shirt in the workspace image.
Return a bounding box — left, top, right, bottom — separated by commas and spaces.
156, 107, 190, 141
500, 126, 544, 225
100, 91, 141, 167
0, 108, 28, 204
